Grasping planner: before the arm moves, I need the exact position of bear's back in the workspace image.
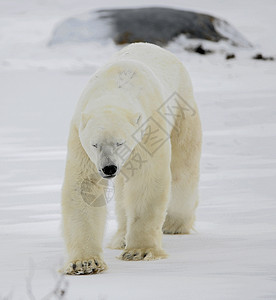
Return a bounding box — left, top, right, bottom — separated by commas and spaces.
113, 43, 191, 98
73, 43, 194, 125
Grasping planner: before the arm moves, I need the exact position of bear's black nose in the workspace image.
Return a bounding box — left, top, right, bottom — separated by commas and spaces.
102, 165, 117, 176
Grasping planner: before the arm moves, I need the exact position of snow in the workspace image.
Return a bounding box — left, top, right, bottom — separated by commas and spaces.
213, 19, 251, 47
48, 11, 114, 46
0, 0, 276, 299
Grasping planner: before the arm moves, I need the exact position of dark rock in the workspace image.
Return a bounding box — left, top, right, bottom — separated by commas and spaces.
49, 7, 251, 48
185, 44, 213, 55
194, 45, 213, 55
103, 7, 223, 45
226, 53, 235, 60
252, 53, 274, 61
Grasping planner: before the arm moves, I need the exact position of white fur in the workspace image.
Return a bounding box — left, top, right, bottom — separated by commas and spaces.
62, 43, 202, 275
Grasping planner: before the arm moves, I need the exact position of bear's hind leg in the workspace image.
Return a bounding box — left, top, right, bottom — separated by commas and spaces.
162, 183, 198, 234
163, 113, 201, 234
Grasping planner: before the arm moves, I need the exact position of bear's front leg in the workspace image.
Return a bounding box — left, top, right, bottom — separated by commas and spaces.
62, 158, 107, 275
119, 149, 171, 261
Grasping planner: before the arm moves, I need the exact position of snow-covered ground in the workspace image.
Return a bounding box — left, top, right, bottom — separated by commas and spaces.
0, 0, 276, 299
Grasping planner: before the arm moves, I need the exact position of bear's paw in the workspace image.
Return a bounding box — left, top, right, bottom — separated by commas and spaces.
162, 214, 195, 234
64, 257, 107, 275
118, 248, 167, 261
108, 232, 126, 250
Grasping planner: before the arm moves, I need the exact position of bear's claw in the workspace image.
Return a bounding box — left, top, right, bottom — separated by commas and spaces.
118, 248, 167, 261
65, 257, 107, 275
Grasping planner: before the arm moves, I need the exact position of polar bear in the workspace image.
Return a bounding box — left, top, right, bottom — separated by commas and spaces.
62, 43, 202, 275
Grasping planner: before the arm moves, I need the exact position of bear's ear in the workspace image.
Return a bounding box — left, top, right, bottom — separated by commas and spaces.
80, 112, 91, 129
131, 112, 142, 126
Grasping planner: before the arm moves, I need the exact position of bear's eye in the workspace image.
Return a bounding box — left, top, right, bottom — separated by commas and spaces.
116, 142, 125, 147
92, 143, 98, 148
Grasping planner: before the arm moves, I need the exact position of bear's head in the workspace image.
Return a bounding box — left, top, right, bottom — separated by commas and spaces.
79, 108, 142, 179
